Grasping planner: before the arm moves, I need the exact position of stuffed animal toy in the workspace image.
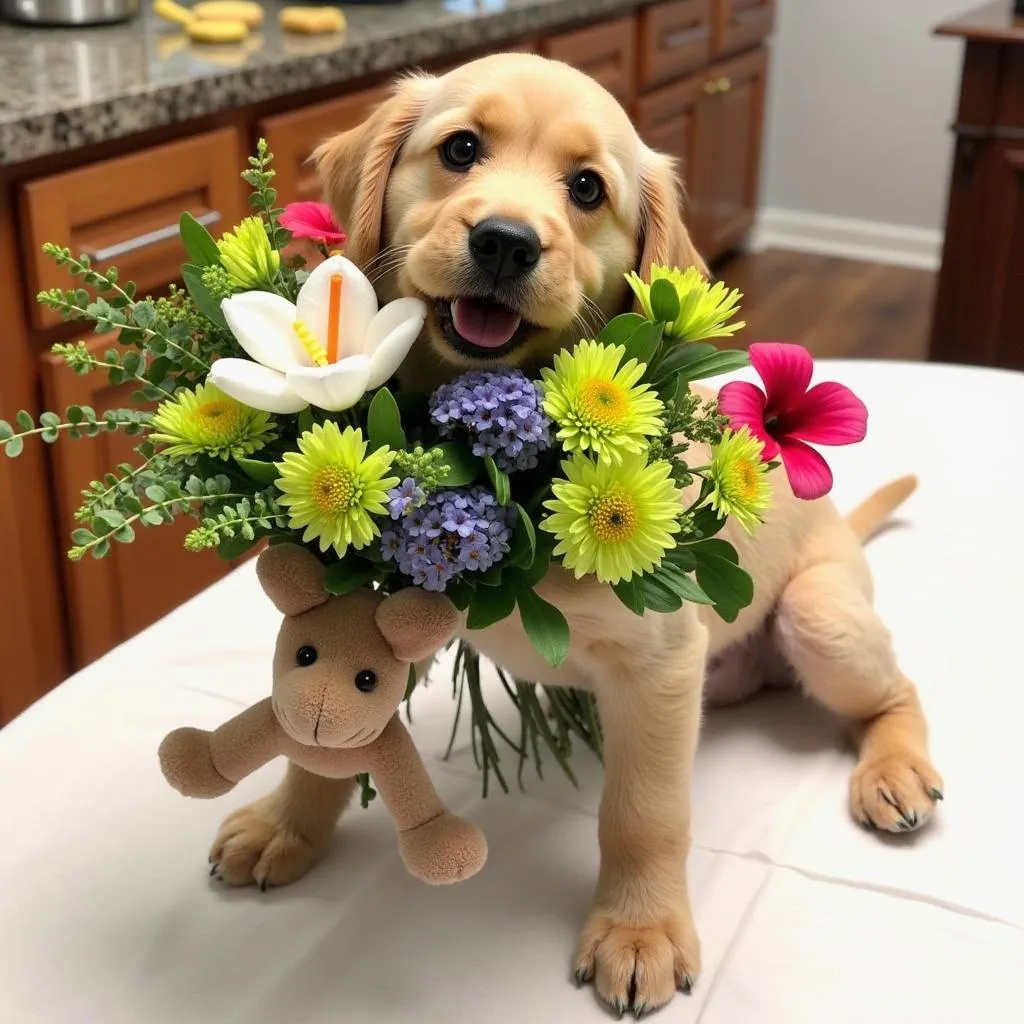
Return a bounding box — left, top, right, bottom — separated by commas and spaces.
158, 543, 487, 885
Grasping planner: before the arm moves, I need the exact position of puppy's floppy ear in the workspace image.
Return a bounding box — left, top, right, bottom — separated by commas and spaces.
375, 588, 460, 664
256, 545, 328, 617
313, 73, 435, 267
635, 146, 707, 284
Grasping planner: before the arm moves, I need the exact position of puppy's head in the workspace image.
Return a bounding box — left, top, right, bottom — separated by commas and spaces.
315, 53, 703, 384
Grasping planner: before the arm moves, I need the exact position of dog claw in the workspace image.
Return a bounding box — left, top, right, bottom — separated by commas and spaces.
209, 863, 218, 877
573, 967, 590, 987
929, 787, 944, 801
680, 975, 694, 994
258, 878, 269, 893
613, 998, 627, 1019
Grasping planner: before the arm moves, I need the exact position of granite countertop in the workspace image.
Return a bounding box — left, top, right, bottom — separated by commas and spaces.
0, 0, 640, 167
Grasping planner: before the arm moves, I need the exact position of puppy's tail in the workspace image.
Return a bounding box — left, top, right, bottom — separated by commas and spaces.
846, 475, 918, 543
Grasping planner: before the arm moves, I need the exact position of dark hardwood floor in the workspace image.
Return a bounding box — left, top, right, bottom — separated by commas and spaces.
712, 248, 937, 361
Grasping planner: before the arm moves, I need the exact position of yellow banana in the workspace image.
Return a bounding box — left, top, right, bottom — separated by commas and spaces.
153, 0, 194, 26
185, 18, 249, 43
192, 1, 264, 27
279, 6, 345, 35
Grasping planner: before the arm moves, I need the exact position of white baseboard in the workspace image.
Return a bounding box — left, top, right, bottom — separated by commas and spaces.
748, 208, 942, 270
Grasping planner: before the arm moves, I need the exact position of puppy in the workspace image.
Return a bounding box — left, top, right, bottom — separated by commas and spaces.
209, 54, 942, 1015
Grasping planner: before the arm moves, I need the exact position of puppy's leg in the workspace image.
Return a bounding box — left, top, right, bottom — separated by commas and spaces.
210, 762, 355, 888
575, 606, 705, 1015
773, 560, 943, 832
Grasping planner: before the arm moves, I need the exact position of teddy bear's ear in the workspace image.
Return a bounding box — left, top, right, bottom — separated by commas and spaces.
375, 588, 460, 663
256, 545, 329, 617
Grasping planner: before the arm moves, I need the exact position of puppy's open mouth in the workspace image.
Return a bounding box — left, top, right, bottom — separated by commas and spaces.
433, 297, 533, 359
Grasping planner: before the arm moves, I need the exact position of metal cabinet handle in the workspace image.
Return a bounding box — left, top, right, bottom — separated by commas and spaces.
663, 26, 709, 49
717, 76, 733, 92
83, 210, 221, 263
703, 80, 719, 94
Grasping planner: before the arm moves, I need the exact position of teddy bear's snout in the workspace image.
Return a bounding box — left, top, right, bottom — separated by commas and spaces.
273, 672, 391, 748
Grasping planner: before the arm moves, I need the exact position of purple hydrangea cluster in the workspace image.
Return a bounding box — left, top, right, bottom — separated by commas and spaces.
381, 485, 516, 592
429, 369, 552, 473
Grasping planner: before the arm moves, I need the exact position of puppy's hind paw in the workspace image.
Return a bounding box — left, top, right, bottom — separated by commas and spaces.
851, 752, 943, 833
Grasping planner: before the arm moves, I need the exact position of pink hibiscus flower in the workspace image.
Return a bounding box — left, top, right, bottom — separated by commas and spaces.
280, 201, 347, 245
718, 342, 867, 501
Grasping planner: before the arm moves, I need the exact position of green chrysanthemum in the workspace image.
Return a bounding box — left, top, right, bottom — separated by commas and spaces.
706, 427, 772, 534
541, 451, 683, 584
149, 382, 276, 462
540, 340, 664, 463
216, 216, 280, 289
275, 422, 399, 556
625, 264, 745, 342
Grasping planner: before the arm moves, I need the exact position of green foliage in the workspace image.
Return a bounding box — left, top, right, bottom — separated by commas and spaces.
1, 406, 151, 458
367, 387, 406, 452
241, 138, 291, 271
179, 212, 222, 269
516, 588, 570, 668
435, 441, 482, 486
184, 491, 286, 555
484, 456, 511, 506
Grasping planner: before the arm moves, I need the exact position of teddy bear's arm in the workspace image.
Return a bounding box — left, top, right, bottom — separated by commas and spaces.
160, 698, 281, 798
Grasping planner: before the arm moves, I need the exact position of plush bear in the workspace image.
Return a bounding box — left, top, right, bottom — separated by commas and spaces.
159, 543, 486, 885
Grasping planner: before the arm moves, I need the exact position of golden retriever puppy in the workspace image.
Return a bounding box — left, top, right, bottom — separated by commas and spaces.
208, 54, 942, 1016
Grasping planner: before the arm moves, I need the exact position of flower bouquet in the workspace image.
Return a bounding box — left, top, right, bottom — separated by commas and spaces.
0, 141, 866, 797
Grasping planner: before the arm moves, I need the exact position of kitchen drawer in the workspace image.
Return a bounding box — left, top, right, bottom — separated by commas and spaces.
638, 1, 711, 92
259, 86, 390, 205
21, 128, 246, 331
634, 74, 702, 188
712, 0, 774, 58
542, 16, 638, 107
40, 336, 233, 669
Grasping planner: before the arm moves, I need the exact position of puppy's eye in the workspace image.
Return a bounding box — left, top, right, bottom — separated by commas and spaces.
296, 645, 318, 667
440, 131, 480, 171
354, 669, 378, 693
568, 170, 605, 210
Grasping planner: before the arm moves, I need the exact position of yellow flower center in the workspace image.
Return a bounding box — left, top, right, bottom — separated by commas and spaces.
726, 458, 761, 503
589, 492, 638, 544
312, 466, 357, 515
194, 400, 243, 440
293, 320, 329, 367
578, 378, 629, 427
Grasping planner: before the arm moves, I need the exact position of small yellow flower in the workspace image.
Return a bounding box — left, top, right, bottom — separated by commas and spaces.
149, 382, 276, 462
216, 216, 280, 289
541, 451, 683, 584
540, 340, 664, 463
706, 427, 772, 533
625, 264, 745, 342
275, 422, 399, 556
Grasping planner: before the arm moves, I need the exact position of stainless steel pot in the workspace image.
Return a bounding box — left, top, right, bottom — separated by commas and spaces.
1, 0, 139, 26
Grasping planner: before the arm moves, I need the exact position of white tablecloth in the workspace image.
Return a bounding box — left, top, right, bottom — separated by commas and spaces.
2, 360, 1023, 1024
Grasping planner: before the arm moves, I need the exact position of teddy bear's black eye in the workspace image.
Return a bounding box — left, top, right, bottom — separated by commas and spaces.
354, 669, 378, 693
296, 645, 318, 667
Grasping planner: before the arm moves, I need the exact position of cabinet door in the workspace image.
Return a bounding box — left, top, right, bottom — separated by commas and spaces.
635, 75, 702, 201
259, 86, 390, 205
41, 339, 233, 669
638, 1, 711, 92
712, 0, 774, 58
542, 16, 638, 107
692, 47, 768, 261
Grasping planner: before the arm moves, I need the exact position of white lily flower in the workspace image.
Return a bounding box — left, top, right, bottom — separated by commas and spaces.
208, 255, 427, 414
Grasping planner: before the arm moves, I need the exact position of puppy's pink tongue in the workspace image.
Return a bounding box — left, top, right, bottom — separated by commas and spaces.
451, 298, 521, 349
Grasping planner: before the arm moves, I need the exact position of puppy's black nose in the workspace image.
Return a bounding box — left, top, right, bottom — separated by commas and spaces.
468, 217, 541, 284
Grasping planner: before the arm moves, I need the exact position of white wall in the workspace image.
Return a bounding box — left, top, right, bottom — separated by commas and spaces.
754, 0, 973, 266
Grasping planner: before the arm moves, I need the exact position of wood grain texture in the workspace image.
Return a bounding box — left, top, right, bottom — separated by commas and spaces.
541, 15, 638, 106
935, 1, 1024, 43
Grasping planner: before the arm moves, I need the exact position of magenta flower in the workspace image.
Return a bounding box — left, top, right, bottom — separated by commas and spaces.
717, 342, 867, 500
279, 202, 347, 245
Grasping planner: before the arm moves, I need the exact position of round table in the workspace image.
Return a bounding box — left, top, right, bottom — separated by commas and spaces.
2, 361, 1023, 1024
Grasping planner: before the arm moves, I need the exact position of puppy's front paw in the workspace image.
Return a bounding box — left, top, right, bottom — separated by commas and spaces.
209, 800, 325, 890
851, 751, 943, 833
574, 907, 700, 1017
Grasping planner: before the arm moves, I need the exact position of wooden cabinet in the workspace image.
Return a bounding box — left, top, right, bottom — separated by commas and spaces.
638, 1, 711, 91
930, 6, 1024, 371
635, 75, 701, 191
260, 87, 389, 204
712, 0, 775, 58
542, 16, 638, 106
19, 129, 247, 329
689, 47, 768, 260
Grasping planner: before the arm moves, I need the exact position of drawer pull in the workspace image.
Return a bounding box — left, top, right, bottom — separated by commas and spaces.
83, 209, 221, 263
663, 26, 709, 49
717, 76, 733, 92
703, 80, 719, 94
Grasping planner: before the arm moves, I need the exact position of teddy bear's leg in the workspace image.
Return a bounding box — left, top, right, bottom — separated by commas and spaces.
210, 762, 355, 890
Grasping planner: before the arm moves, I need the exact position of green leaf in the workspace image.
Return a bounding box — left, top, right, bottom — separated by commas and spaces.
507, 503, 537, 568
652, 560, 714, 605
612, 577, 646, 616
679, 349, 750, 383
113, 524, 136, 544
145, 485, 167, 502
663, 544, 697, 572
323, 559, 377, 596
484, 456, 511, 506
66, 406, 84, 425
466, 584, 517, 630
39, 411, 61, 429
649, 277, 681, 325
505, 533, 552, 589
689, 505, 726, 540
91, 539, 111, 560
404, 663, 418, 701
693, 550, 754, 621
217, 531, 261, 561
179, 212, 222, 269
620, 320, 664, 369
436, 441, 482, 486
181, 263, 228, 331
234, 456, 279, 485
516, 588, 570, 668
15, 411, 33, 431
0, 421, 11, 440
71, 528, 93, 545
690, 538, 740, 565
640, 573, 683, 613
444, 579, 476, 611
131, 302, 156, 330
95, 509, 126, 531
367, 387, 406, 452
652, 342, 717, 381
596, 312, 646, 347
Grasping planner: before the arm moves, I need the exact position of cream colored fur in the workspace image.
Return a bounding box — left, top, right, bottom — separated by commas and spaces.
207, 54, 942, 1015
